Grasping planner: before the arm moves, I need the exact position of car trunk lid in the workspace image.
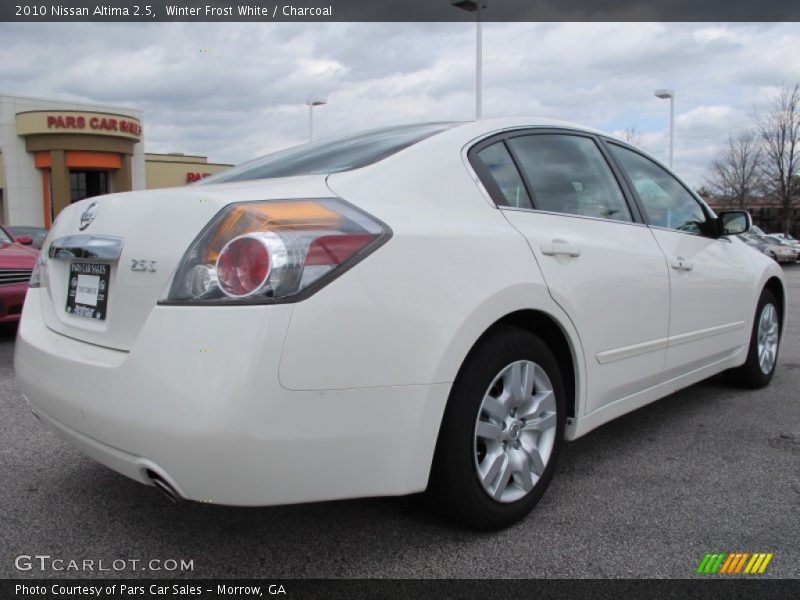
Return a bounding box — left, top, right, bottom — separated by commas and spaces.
38, 176, 333, 351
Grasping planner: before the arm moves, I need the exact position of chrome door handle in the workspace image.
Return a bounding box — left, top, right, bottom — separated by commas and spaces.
670, 256, 693, 271
541, 242, 581, 258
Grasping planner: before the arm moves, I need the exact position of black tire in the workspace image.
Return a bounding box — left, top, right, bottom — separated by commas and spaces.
726, 288, 781, 389
427, 326, 566, 530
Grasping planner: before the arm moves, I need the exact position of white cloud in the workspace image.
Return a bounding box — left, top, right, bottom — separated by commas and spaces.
1, 21, 798, 187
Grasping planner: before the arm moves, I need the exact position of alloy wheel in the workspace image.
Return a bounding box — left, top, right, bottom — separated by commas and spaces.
473, 360, 557, 503
757, 303, 779, 375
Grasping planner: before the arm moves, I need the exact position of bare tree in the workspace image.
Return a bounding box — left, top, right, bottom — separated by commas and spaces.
620, 125, 642, 147
704, 131, 763, 209
756, 83, 800, 233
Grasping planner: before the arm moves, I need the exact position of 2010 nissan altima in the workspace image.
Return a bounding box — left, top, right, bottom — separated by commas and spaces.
14, 119, 785, 530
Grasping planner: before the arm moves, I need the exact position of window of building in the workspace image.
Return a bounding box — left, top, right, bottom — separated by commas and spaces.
70, 171, 109, 203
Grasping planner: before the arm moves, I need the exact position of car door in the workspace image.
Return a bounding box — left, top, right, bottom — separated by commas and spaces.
606, 142, 753, 375
470, 131, 670, 414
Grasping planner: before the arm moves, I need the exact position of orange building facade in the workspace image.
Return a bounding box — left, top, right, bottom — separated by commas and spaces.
0, 95, 230, 228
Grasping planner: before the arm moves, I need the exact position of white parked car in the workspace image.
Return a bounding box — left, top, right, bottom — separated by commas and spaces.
15, 119, 786, 530
772, 233, 799, 246
758, 234, 800, 263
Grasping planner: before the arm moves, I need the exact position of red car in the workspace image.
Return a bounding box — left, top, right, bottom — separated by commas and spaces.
0, 224, 39, 323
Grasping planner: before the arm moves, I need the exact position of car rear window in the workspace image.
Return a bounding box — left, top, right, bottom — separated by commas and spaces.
201, 122, 457, 184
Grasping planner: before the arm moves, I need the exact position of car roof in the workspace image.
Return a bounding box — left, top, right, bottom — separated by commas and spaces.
441, 117, 621, 146
200, 118, 650, 193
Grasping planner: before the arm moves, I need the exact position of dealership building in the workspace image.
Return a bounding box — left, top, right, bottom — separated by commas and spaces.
0, 94, 231, 228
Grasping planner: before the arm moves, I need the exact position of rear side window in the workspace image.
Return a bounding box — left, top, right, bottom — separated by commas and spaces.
475, 142, 532, 209
609, 144, 707, 233
507, 135, 633, 223
201, 122, 456, 184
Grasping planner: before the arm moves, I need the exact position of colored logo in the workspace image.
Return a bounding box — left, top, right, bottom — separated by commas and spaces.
697, 552, 774, 575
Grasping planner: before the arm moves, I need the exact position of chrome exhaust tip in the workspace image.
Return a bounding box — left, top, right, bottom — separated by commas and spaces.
146, 469, 181, 504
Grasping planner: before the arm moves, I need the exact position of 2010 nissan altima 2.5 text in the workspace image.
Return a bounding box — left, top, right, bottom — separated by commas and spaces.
14, 119, 786, 530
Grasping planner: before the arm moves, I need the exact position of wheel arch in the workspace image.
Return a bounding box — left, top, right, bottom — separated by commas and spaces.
438, 307, 581, 428
473, 310, 579, 420
764, 276, 786, 332
407, 284, 587, 493
419, 308, 581, 494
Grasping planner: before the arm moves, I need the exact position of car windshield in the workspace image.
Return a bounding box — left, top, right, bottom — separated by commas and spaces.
0, 227, 14, 244
9, 226, 46, 242
201, 122, 457, 184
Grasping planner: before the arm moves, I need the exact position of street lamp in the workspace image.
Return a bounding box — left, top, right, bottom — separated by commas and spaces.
654, 89, 675, 168
452, 1, 487, 120
305, 98, 327, 142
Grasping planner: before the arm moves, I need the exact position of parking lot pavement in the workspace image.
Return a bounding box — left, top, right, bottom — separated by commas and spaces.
1, 268, 798, 580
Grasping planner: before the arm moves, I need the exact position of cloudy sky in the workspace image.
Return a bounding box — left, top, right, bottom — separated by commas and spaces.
1, 21, 799, 187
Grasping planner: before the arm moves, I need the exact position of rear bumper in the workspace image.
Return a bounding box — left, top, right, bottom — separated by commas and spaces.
26, 405, 188, 498
0, 282, 29, 322
14, 289, 448, 505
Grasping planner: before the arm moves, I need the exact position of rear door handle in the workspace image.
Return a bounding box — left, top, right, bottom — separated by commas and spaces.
541, 242, 582, 258
669, 256, 693, 271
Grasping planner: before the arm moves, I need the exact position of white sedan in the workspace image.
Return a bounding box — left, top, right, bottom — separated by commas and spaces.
15, 119, 785, 530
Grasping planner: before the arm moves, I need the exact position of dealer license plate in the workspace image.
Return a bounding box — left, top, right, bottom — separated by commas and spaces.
66, 262, 110, 320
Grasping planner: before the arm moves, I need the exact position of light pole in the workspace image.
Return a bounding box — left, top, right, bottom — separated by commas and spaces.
452, 1, 486, 120
306, 98, 327, 142
654, 89, 675, 168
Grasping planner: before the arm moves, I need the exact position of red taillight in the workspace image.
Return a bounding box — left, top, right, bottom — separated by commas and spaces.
166, 199, 391, 304
305, 234, 377, 266
216, 236, 270, 297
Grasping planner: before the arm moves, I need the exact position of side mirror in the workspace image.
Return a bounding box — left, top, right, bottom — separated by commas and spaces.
717, 210, 751, 237
16, 235, 33, 245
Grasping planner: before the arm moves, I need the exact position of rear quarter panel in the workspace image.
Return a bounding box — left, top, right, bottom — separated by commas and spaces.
278, 140, 584, 393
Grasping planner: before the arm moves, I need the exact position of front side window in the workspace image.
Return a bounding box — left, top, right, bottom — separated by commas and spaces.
475, 142, 532, 209
609, 144, 707, 233
507, 134, 633, 222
